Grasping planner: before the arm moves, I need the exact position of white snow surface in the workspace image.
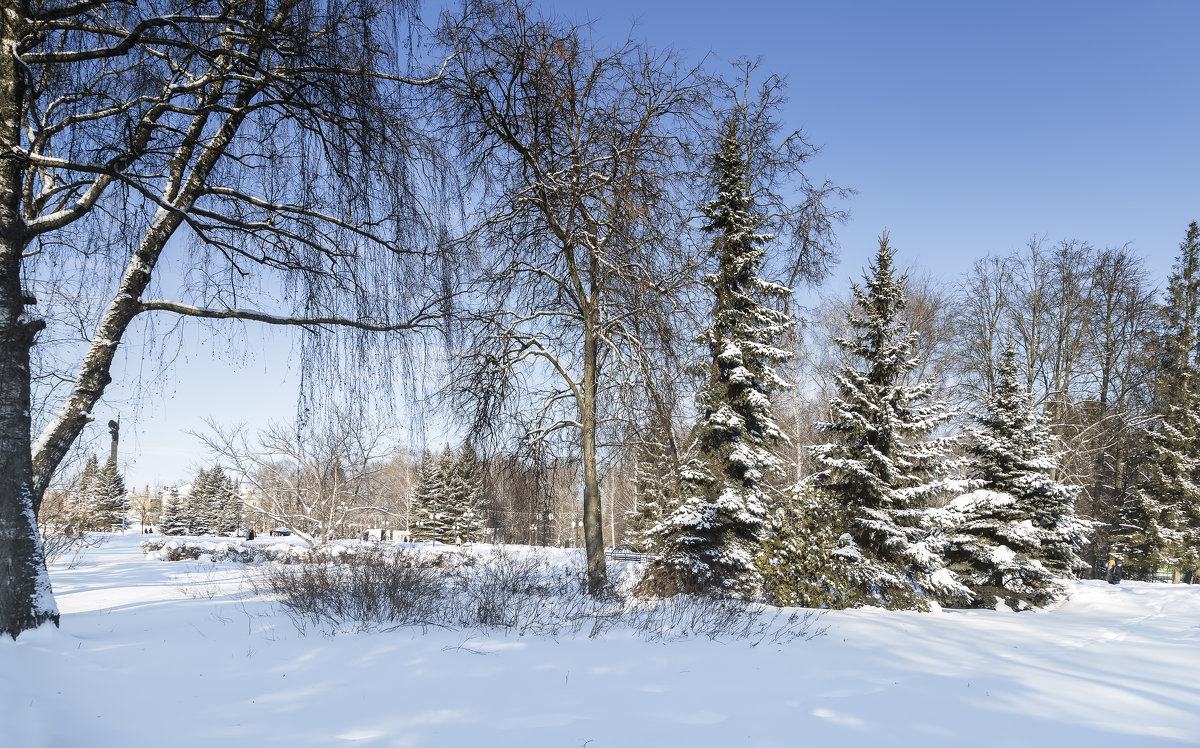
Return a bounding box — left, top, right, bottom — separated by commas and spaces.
5, 534, 1200, 747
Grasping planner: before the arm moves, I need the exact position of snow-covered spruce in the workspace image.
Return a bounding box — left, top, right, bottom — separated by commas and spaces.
940, 345, 1082, 608
411, 445, 486, 545
622, 436, 676, 553
641, 121, 793, 599
1114, 221, 1200, 580
811, 235, 968, 610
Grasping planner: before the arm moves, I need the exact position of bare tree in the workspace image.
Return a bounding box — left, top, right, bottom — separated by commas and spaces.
2, 0, 446, 637
198, 414, 396, 547
436, 0, 704, 593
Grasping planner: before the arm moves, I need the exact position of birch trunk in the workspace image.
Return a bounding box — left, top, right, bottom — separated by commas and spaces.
0, 1, 59, 638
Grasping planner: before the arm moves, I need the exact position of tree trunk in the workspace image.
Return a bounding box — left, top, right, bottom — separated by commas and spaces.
1, 2, 59, 637
581, 320, 607, 594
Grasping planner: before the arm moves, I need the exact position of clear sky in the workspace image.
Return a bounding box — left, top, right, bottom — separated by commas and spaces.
106, 0, 1198, 488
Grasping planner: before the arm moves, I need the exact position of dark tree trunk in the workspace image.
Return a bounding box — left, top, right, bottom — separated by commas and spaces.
581, 319, 607, 595
1, 1, 59, 637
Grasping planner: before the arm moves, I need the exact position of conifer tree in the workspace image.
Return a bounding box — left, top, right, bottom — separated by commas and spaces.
756, 481, 850, 608
160, 486, 190, 536
812, 235, 967, 610
91, 457, 128, 531
941, 346, 1074, 608
208, 466, 241, 536
72, 455, 101, 528
642, 121, 793, 598
410, 452, 449, 543
1114, 221, 1200, 579
186, 466, 228, 536
444, 444, 485, 544
623, 439, 674, 553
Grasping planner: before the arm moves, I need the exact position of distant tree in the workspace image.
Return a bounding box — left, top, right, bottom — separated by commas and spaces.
622, 438, 675, 553
160, 487, 190, 537
90, 458, 127, 531
186, 467, 218, 536
197, 414, 394, 547
410, 452, 450, 543
812, 235, 968, 610
444, 445, 485, 544
642, 119, 794, 599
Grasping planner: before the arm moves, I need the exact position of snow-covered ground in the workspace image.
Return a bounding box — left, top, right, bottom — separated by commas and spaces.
5, 534, 1200, 747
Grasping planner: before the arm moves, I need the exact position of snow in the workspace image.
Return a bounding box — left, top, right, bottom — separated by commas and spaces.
5, 534, 1200, 747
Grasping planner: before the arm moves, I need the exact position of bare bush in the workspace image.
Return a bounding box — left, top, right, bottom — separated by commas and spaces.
253, 545, 824, 642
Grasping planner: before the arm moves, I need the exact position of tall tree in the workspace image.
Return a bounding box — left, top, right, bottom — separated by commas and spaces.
409, 451, 449, 543
812, 236, 967, 610
641, 120, 794, 598
1114, 221, 1200, 579
438, 0, 702, 593
2, 0, 445, 637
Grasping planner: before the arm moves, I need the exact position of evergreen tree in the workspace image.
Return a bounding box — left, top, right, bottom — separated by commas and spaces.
444, 444, 485, 544
186, 467, 220, 536
812, 235, 968, 610
756, 481, 850, 609
623, 438, 674, 553
944, 346, 1078, 607
1115, 221, 1200, 579
642, 121, 793, 598
409, 451, 449, 543
208, 466, 241, 536
72, 455, 102, 528
91, 457, 128, 531
160, 486, 191, 536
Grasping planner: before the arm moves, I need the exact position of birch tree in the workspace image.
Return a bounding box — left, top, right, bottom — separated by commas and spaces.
436, 0, 702, 593
2, 0, 444, 637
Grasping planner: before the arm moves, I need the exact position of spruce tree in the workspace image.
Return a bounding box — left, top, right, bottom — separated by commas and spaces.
160, 486, 191, 536
444, 444, 485, 544
756, 481, 850, 608
208, 466, 241, 536
812, 235, 968, 610
942, 347, 1074, 608
186, 467, 220, 536
622, 438, 675, 553
642, 121, 793, 598
73, 455, 101, 529
91, 457, 128, 531
409, 452, 449, 543
1114, 221, 1200, 579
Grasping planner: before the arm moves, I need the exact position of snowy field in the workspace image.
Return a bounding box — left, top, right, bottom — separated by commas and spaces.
4, 535, 1200, 747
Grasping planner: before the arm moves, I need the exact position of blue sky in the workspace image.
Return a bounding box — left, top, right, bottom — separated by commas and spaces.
111, 0, 1197, 487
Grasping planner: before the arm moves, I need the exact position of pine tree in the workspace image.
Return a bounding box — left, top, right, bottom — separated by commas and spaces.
812, 235, 968, 610
409, 451, 449, 543
160, 486, 191, 536
1115, 221, 1200, 579
756, 481, 850, 608
91, 457, 128, 531
642, 121, 793, 598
